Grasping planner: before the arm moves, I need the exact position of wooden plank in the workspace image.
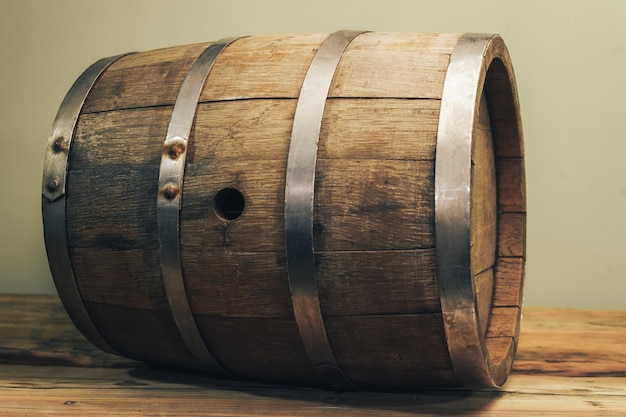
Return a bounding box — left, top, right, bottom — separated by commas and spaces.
73, 106, 170, 168
200, 34, 326, 100
324, 314, 455, 387
330, 32, 460, 98
319, 98, 439, 161
496, 157, 526, 213
493, 258, 524, 307
0, 368, 624, 416
514, 307, 626, 377
83, 43, 207, 113
471, 95, 497, 277
193, 315, 317, 385
471, 95, 497, 333
485, 306, 521, 339
475, 267, 494, 334
497, 212, 526, 258
66, 166, 159, 250
188, 99, 295, 162
183, 251, 291, 317
314, 159, 435, 251
483, 59, 524, 159
316, 249, 440, 316
1, 296, 625, 415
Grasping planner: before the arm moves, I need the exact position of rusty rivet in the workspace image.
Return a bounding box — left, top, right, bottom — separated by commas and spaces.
52, 136, 66, 153
46, 177, 60, 192
162, 183, 180, 200
166, 142, 186, 160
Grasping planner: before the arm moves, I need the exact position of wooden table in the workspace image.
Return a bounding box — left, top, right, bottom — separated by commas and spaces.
0, 295, 624, 416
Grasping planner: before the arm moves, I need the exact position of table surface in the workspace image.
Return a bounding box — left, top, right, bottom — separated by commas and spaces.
0, 294, 624, 416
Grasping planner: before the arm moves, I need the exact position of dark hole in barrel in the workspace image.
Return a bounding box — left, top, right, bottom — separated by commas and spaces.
213, 188, 245, 221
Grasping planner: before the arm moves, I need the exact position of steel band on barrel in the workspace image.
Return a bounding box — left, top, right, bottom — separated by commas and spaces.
435, 33, 521, 388
284, 30, 366, 390
157, 37, 243, 375
42, 53, 130, 355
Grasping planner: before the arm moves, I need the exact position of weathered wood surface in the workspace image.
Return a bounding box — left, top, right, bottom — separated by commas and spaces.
0, 295, 624, 416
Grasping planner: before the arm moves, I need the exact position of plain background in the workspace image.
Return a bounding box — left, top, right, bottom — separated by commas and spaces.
1, 0, 624, 309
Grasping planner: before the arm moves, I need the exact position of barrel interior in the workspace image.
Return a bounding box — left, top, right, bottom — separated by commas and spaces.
476, 55, 526, 375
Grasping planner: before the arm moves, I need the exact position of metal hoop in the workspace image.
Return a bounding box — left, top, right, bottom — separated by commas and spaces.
284, 30, 366, 389
157, 37, 243, 375
42, 53, 130, 355
435, 33, 523, 388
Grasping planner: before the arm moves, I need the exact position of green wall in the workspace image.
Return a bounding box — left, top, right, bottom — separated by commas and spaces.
1, 0, 625, 309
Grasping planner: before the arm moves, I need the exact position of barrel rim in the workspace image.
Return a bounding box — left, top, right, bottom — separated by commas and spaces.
41, 53, 131, 356
435, 33, 526, 388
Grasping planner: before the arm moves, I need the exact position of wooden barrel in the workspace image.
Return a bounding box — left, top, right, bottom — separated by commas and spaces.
42, 31, 526, 390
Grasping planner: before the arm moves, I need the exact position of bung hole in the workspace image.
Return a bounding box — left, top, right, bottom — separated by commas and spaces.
213, 188, 245, 221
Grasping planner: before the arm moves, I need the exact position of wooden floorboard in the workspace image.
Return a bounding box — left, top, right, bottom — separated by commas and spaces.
0, 295, 624, 416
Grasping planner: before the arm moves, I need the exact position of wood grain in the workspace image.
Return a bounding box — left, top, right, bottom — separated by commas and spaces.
471, 95, 497, 334
318, 98, 440, 160
200, 34, 326, 100
484, 58, 524, 159
497, 212, 526, 257
471, 95, 497, 275
325, 314, 455, 387
83, 43, 207, 113
493, 258, 525, 306
329, 32, 460, 98
316, 249, 440, 316
314, 159, 435, 251
496, 157, 526, 213
1, 296, 625, 416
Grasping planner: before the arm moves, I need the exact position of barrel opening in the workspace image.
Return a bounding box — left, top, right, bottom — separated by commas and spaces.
480, 51, 525, 381
213, 187, 245, 221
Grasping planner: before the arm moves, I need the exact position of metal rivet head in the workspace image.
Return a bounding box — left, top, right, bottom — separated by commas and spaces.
163, 137, 187, 161
162, 183, 180, 200
46, 177, 60, 192
166, 142, 186, 160
52, 136, 66, 153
